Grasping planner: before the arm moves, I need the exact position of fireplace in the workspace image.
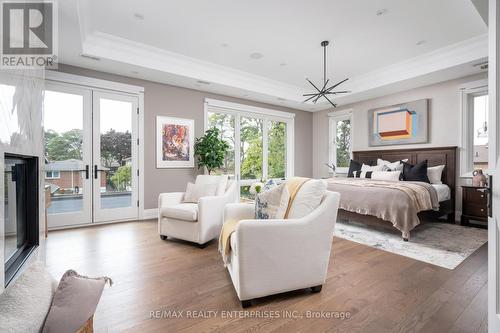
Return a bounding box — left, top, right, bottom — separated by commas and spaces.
4, 154, 39, 287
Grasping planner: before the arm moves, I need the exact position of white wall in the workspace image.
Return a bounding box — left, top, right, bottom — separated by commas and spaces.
313, 73, 487, 178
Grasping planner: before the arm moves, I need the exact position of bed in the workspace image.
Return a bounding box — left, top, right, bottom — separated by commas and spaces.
328, 146, 457, 241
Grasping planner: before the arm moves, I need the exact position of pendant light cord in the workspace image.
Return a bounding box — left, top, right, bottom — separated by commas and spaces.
323, 43, 327, 85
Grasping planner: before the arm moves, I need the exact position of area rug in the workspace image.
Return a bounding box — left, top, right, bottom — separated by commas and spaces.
334, 219, 488, 269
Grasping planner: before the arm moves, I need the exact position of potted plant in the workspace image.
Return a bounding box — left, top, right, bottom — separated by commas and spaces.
194, 127, 230, 175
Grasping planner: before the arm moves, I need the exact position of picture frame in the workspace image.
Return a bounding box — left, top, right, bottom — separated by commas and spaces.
368, 99, 429, 147
156, 116, 195, 168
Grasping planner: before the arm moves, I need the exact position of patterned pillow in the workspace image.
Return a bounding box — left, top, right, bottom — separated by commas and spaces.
255, 183, 290, 219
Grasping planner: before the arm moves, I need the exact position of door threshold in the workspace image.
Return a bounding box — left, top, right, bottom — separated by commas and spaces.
47, 217, 141, 232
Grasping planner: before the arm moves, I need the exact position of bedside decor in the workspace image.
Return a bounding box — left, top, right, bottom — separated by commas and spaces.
156, 116, 194, 168
368, 99, 428, 146
194, 127, 230, 174
461, 185, 488, 228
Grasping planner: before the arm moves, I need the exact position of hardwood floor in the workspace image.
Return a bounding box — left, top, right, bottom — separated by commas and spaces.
45, 220, 488, 333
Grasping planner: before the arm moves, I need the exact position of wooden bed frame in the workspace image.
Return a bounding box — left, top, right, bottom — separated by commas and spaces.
338, 146, 458, 238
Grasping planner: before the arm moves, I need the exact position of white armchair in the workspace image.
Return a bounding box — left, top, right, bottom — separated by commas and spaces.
158, 175, 238, 247
223, 190, 340, 307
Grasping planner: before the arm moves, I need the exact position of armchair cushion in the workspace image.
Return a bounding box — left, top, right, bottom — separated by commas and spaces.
161, 203, 198, 222
287, 179, 327, 219
183, 182, 217, 203
195, 175, 228, 196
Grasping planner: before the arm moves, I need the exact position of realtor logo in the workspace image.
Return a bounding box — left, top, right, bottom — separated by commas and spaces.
1, 0, 58, 68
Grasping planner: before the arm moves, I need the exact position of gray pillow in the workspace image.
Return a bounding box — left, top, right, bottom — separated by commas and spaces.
42, 270, 111, 333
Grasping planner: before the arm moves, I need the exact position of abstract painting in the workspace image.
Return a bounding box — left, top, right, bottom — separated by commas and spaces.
368, 99, 428, 146
156, 116, 194, 168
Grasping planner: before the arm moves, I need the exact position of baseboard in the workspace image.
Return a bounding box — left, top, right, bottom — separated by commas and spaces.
142, 208, 158, 220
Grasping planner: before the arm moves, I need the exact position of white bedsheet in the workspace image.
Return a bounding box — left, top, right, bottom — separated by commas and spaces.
432, 184, 451, 202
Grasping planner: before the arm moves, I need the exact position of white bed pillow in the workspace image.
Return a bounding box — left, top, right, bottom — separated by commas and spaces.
427, 165, 445, 184
354, 170, 401, 181
183, 182, 218, 203
361, 164, 384, 172
287, 179, 327, 219
377, 158, 408, 171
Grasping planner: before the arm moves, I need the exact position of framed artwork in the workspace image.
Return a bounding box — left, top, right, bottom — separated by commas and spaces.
156, 116, 194, 168
368, 99, 429, 147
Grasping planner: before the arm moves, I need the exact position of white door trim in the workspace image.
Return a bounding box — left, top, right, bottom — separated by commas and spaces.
44, 82, 93, 228
92, 91, 139, 222
488, 0, 500, 331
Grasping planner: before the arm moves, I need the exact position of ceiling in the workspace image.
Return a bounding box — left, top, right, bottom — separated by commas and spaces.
57, 0, 488, 111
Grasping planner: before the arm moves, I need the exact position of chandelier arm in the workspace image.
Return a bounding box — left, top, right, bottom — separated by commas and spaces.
320, 79, 330, 93
303, 93, 320, 96
324, 78, 349, 93
306, 78, 323, 93
312, 93, 325, 104
303, 94, 319, 103
322, 94, 337, 108
324, 90, 351, 95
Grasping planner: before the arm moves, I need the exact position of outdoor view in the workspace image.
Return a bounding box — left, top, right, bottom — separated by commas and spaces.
473, 94, 488, 171
44, 91, 133, 216
336, 119, 351, 169
207, 112, 287, 201
98, 98, 133, 209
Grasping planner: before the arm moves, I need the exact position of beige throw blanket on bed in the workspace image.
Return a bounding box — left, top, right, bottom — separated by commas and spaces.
331, 178, 434, 211
327, 178, 439, 237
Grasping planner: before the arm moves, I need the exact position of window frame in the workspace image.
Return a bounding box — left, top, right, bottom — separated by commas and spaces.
204, 99, 295, 187
45, 170, 60, 179
459, 79, 488, 177
328, 109, 353, 175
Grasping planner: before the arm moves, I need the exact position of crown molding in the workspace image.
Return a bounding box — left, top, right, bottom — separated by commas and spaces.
82, 32, 303, 99
77, 27, 488, 112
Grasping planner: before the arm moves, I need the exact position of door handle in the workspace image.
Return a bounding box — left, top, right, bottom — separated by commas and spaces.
94, 165, 107, 179
74, 165, 89, 179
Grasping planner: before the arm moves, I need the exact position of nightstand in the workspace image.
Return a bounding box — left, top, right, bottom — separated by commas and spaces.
461, 186, 488, 228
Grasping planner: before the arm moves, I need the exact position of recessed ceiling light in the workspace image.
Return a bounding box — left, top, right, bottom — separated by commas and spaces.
196, 80, 211, 85
221, 43, 229, 47
376, 9, 388, 16
280, 62, 287, 67
80, 53, 100, 61
134, 13, 144, 20
416, 40, 426, 46
250, 52, 263, 59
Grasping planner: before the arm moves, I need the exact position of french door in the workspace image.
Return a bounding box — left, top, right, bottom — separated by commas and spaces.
44, 83, 139, 228
205, 100, 294, 201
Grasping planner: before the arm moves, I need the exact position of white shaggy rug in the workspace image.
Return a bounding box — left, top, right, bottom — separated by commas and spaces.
334, 219, 488, 269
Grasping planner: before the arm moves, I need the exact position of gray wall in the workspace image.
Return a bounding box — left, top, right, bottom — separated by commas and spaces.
56, 64, 313, 209
313, 73, 488, 178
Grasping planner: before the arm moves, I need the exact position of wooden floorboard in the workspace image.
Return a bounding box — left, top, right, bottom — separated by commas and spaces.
45, 220, 488, 333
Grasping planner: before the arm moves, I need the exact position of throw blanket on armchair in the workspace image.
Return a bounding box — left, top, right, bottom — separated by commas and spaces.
219, 177, 309, 264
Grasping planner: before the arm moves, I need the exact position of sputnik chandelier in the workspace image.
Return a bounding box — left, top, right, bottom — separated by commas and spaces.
303, 40, 350, 108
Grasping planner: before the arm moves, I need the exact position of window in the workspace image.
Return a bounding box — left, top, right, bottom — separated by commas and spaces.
472, 94, 488, 171
460, 80, 488, 175
329, 111, 353, 174
205, 99, 294, 201
45, 171, 60, 179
